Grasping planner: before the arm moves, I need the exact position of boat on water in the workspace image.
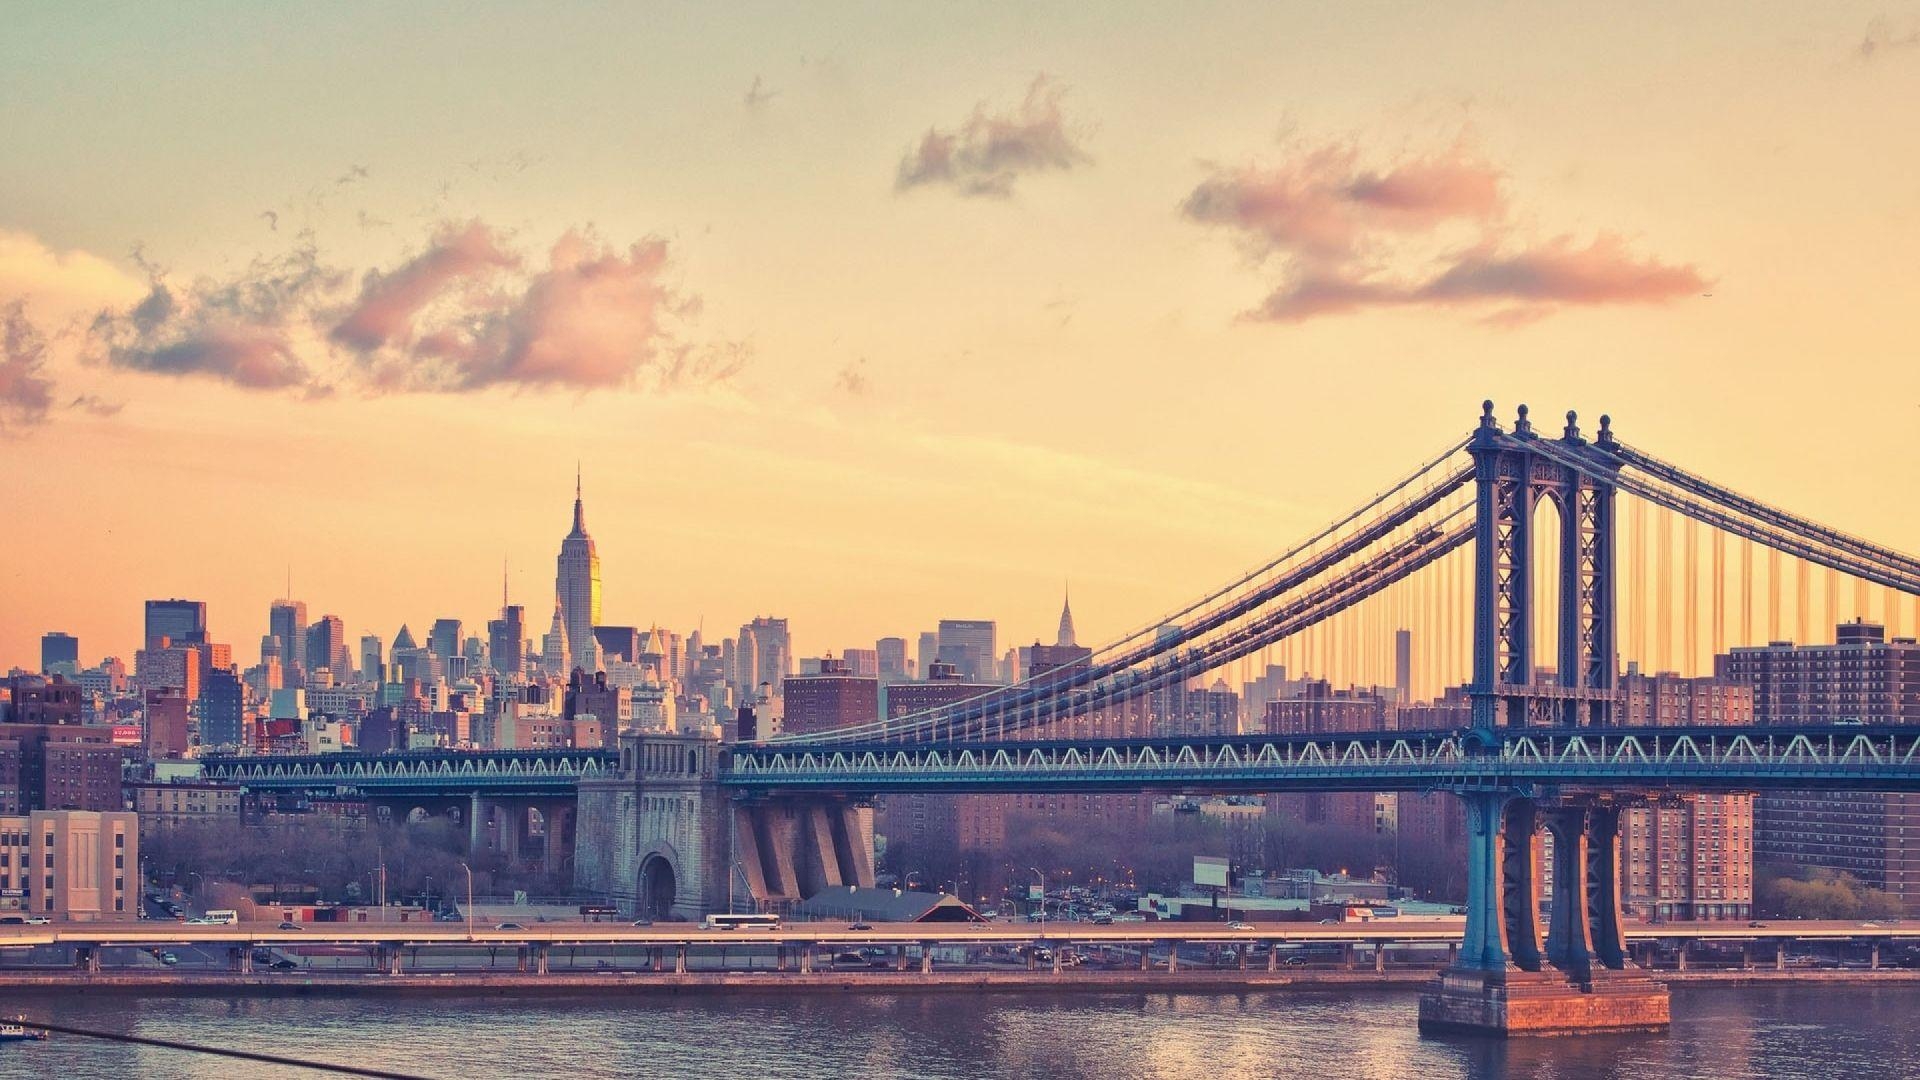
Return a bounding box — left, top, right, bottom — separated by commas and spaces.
0, 1019, 47, 1043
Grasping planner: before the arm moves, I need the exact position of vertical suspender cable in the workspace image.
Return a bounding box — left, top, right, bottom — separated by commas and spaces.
1657, 506, 1673, 673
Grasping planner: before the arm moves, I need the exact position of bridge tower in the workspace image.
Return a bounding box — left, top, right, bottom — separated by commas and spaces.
1468, 400, 1620, 731
1423, 402, 1668, 1036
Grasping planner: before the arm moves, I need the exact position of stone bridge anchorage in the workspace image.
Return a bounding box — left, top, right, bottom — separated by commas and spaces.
573, 734, 874, 921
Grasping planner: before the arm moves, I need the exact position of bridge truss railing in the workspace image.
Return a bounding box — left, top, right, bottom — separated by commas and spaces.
728, 724, 1920, 794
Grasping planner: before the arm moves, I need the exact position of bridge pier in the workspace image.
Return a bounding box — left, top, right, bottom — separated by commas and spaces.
1420, 791, 1669, 1037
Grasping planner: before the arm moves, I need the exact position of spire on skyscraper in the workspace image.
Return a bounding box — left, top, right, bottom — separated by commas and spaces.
1056, 585, 1077, 648
570, 464, 587, 537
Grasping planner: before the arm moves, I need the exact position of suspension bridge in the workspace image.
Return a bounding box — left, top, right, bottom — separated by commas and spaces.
219, 402, 1920, 1035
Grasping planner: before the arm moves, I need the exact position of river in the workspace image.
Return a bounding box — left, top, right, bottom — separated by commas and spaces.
0, 985, 1914, 1079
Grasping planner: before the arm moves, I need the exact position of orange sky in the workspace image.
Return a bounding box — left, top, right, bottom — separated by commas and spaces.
3, 4, 1918, 671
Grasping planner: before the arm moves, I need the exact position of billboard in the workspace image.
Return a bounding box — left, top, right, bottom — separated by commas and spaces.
111, 724, 142, 746
1027, 884, 1044, 901
1194, 856, 1230, 889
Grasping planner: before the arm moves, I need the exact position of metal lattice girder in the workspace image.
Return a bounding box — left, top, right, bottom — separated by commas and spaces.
723, 724, 1920, 795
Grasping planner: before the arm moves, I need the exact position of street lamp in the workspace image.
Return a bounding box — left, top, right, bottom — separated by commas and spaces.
1029, 867, 1045, 927
459, 862, 475, 940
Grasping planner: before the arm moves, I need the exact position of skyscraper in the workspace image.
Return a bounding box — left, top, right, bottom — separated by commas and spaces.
1056, 589, 1077, 648
429, 618, 463, 660
360, 635, 385, 685
746, 617, 791, 691
555, 470, 603, 673
305, 615, 348, 678
40, 633, 79, 676
269, 600, 307, 685
937, 619, 997, 683
1394, 629, 1412, 702
543, 604, 570, 674
488, 607, 525, 677
201, 668, 245, 748
876, 637, 910, 680
145, 599, 207, 651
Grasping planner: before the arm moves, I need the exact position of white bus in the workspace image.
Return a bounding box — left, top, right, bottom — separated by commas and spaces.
202, 910, 239, 925
701, 913, 780, 931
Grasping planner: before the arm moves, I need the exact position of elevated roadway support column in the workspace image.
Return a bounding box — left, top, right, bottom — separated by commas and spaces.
1419, 792, 1670, 1037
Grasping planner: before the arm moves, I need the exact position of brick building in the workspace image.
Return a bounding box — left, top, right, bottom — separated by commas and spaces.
126, 781, 242, 841
780, 664, 879, 737
1717, 623, 1920, 915
1616, 670, 1756, 921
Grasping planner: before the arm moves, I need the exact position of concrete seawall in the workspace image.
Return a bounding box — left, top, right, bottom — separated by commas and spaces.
0, 968, 1915, 998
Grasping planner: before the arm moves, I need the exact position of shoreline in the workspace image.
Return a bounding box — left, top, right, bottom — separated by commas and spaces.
0, 968, 1915, 998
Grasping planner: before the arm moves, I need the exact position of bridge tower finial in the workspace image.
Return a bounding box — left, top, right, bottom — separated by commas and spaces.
1597, 413, 1616, 448
1563, 410, 1581, 442
1514, 403, 1533, 437
1474, 400, 1504, 445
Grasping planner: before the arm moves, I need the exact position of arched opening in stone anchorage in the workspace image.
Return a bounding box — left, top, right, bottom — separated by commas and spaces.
406, 806, 432, 825
638, 855, 678, 919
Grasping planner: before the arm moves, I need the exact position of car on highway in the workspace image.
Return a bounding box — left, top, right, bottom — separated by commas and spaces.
847, 922, 873, 931
269, 958, 298, 971
494, 922, 527, 931
159, 952, 179, 966
1090, 913, 1113, 925
277, 921, 303, 931
1747, 921, 1767, 928
1112, 913, 1147, 923
630, 919, 654, 927
1225, 921, 1255, 931
1279, 954, 1308, 967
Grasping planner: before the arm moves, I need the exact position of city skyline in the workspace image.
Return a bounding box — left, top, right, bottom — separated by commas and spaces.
4, 4, 1919, 674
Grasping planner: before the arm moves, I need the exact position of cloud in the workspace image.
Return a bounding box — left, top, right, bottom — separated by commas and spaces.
89, 234, 338, 389
1859, 15, 1920, 60
744, 75, 777, 110
82, 217, 738, 398
896, 75, 1090, 198
394, 231, 678, 393
1250, 236, 1707, 322
1183, 142, 1503, 264
1184, 132, 1704, 324
330, 220, 518, 353
0, 300, 57, 434
0, 229, 147, 322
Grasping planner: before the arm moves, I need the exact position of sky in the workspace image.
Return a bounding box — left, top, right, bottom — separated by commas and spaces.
3, 2, 1918, 671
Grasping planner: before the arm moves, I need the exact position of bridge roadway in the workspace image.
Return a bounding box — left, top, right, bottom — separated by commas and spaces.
726, 724, 1920, 795
1, 919, 1910, 949
205, 724, 1920, 799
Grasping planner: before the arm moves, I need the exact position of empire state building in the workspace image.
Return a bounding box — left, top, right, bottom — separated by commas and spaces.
556, 470, 602, 672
